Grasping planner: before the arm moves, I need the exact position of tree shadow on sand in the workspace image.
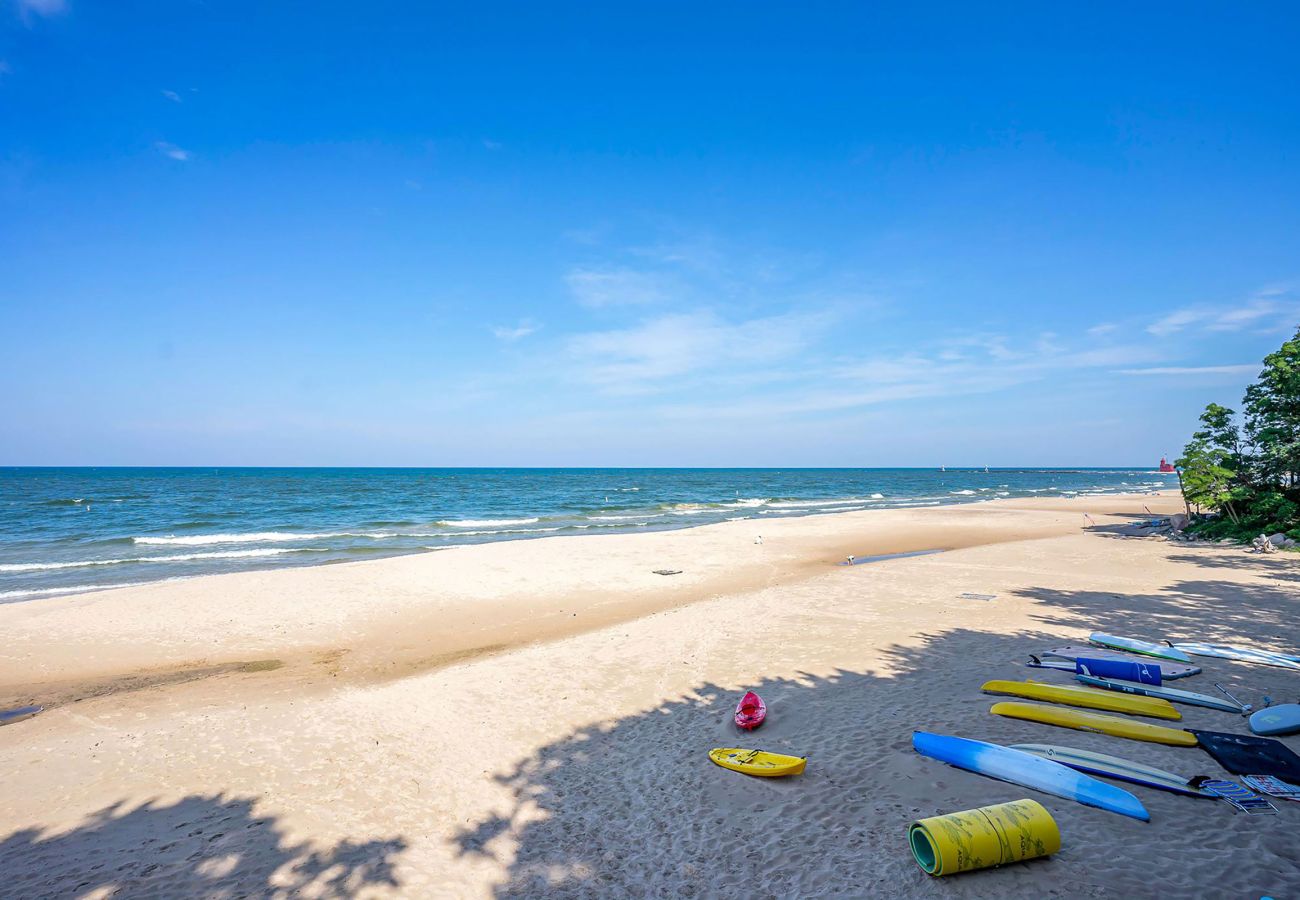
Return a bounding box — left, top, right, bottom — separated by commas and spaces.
0, 793, 406, 899
450, 577, 1299, 898
1164, 551, 1300, 584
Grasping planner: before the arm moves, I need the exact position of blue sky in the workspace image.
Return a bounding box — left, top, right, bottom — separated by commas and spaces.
2, 2, 1298, 466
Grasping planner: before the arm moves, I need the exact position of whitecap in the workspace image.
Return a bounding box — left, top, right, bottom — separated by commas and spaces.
437, 518, 540, 528
0, 547, 301, 573
135, 532, 336, 546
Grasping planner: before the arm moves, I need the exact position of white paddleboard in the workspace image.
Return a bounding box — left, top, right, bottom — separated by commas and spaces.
1090, 632, 1192, 663
1076, 674, 1245, 713
1010, 743, 1213, 798
1172, 642, 1300, 671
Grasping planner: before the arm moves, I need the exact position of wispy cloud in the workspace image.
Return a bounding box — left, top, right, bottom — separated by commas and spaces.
161, 89, 181, 103
16, 0, 66, 21
1147, 289, 1298, 336
1116, 364, 1259, 377
482, 138, 502, 151
565, 266, 675, 308
154, 141, 191, 161
492, 319, 539, 342
567, 310, 827, 391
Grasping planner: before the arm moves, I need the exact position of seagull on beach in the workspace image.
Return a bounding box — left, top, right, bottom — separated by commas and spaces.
754, 535, 763, 545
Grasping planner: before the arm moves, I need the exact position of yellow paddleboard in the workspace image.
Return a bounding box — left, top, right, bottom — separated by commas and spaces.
709, 748, 806, 777
991, 702, 1197, 746
981, 679, 1181, 720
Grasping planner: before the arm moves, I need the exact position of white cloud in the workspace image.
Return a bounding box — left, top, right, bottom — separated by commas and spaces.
565, 267, 674, 308
827, 336, 1163, 414
1147, 308, 1207, 337
567, 310, 825, 390
1087, 322, 1117, 337
1117, 364, 1259, 377
154, 141, 190, 161
492, 319, 539, 342
1208, 297, 1282, 331
482, 138, 502, 151
17, 0, 66, 18
161, 89, 181, 103
1148, 290, 1299, 336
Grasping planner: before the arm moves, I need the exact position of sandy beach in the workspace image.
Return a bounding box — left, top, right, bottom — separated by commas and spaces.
2, 491, 1298, 898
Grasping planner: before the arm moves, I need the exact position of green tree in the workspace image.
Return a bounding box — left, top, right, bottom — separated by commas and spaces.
1243, 326, 1300, 492
1176, 410, 1242, 523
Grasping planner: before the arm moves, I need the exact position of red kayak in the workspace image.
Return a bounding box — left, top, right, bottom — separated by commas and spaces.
734, 691, 767, 730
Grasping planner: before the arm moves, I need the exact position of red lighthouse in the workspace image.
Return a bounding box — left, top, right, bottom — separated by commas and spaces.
1158, 456, 1176, 473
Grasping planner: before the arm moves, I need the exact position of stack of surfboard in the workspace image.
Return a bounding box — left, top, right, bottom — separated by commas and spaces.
912, 628, 1300, 846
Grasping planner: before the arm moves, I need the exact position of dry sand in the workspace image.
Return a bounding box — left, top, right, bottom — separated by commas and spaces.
1, 492, 1298, 897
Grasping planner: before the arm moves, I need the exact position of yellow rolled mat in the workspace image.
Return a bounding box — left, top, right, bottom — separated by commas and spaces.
908, 799, 1060, 877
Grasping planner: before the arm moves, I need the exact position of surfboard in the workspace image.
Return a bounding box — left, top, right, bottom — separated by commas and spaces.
1090, 632, 1192, 663
1042, 646, 1201, 678
1171, 642, 1300, 671
981, 679, 1180, 720
708, 748, 805, 777
912, 731, 1148, 820
1250, 704, 1300, 737
1009, 743, 1213, 798
1075, 674, 1245, 713
991, 701, 1198, 746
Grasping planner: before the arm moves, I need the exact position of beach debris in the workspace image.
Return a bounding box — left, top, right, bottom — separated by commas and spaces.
0, 705, 43, 727
652, 569, 682, 576
1251, 534, 1278, 554
959, 592, 996, 601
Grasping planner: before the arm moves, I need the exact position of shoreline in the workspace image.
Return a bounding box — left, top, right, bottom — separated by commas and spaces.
0, 491, 1177, 710
1, 468, 1178, 602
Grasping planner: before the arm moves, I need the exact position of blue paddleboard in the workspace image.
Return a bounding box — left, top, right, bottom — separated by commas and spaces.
1250, 704, 1300, 737
912, 731, 1149, 821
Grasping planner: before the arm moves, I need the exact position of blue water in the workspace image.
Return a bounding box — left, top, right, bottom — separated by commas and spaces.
0, 467, 1177, 602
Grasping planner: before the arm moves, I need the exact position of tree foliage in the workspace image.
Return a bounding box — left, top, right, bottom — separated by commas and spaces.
1178, 326, 1300, 541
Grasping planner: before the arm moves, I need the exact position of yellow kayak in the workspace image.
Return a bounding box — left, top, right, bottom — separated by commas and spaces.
991, 702, 1197, 746
981, 679, 1181, 720
709, 748, 806, 777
